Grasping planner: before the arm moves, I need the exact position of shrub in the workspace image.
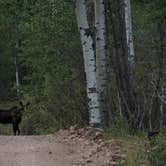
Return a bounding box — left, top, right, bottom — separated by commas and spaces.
148, 130, 166, 166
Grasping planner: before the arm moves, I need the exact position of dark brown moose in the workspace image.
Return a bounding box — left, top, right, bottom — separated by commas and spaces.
0, 101, 30, 135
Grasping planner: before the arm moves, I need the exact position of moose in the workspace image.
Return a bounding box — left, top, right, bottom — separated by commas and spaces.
0, 101, 30, 135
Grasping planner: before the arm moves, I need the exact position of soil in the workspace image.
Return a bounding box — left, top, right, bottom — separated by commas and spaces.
0, 126, 125, 166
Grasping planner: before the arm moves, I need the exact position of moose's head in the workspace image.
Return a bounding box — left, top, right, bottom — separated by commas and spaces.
19, 101, 30, 112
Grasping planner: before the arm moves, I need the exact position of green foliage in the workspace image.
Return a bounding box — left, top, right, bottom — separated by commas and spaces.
148, 130, 166, 166
0, 0, 88, 134
107, 116, 130, 137
19, 0, 88, 130
104, 131, 149, 166
21, 104, 60, 135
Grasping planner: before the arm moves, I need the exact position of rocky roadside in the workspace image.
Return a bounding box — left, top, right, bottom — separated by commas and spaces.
53, 126, 126, 166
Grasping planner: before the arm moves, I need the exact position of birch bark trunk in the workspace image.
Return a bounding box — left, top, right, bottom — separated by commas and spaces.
94, 0, 110, 127
14, 43, 20, 97
14, 56, 20, 91
124, 0, 135, 67
75, 0, 101, 127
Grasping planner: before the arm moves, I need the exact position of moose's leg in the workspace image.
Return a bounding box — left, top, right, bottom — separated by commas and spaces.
17, 125, 20, 135
13, 124, 17, 136
14, 124, 20, 135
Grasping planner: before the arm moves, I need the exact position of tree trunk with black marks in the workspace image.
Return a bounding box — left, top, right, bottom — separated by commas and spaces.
94, 0, 110, 128
75, 0, 101, 127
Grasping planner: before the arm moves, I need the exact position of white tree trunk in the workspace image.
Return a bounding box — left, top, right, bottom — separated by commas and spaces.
14, 55, 20, 96
124, 0, 135, 67
159, 85, 164, 130
14, 41, 20, 96
94, 0, 109, 127
75, 0, 101, 127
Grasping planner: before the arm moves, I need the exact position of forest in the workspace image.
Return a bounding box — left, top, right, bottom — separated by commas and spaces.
0, 0, 165, 165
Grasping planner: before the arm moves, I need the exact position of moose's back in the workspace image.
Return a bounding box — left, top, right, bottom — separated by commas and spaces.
0, 107, 18, 124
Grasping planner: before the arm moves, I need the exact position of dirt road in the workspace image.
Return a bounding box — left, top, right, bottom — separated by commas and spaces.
0, 127, 123, 166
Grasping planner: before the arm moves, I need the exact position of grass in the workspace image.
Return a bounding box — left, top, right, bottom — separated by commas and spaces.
104, 131, 150, 166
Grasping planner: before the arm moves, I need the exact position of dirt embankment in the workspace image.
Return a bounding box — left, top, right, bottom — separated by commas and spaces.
0, 127, 125, 166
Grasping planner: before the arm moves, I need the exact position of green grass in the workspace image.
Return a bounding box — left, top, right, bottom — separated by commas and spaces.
104, 132, 150, 166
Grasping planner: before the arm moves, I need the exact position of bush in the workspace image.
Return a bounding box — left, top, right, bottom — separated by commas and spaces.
148, 130, 166, 166
21, 103, 60, 135
108, 116, 130, 137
